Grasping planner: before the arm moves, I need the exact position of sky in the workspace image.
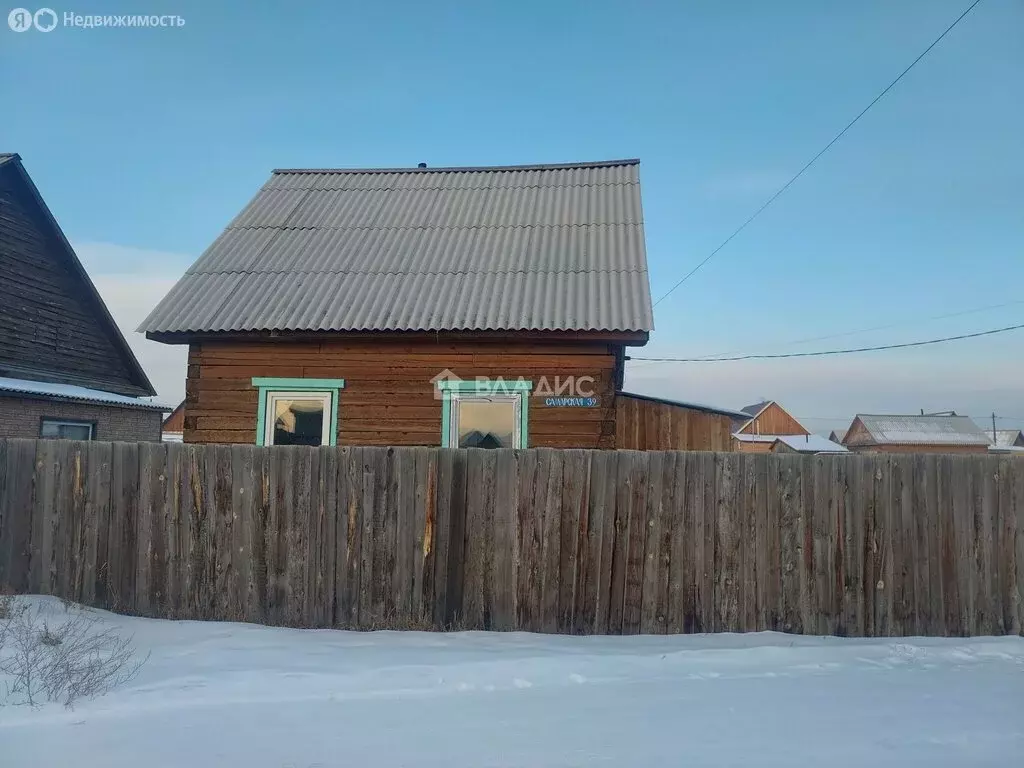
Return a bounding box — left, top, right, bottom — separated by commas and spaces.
1, 0, 1022, 436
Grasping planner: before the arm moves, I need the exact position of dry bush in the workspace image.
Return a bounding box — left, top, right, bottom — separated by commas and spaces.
0, 598, 148, 707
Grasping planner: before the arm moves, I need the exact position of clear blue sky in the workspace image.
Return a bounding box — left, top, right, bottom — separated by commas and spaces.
2, 0, 1022, 432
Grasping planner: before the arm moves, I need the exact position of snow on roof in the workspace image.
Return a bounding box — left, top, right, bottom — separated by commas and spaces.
991, 429, 1024, 449
0, 376, 170, 411
773, 434, 848, 453
852, 414, 992, 446
732, 433, 777, 443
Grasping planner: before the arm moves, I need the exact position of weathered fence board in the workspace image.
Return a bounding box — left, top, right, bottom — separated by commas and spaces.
1, 438, 1023, 637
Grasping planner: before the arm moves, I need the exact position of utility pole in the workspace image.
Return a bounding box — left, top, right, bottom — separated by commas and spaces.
992, 412, 998, 445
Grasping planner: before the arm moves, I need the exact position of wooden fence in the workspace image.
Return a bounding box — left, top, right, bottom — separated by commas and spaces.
0, 439, 1021, 636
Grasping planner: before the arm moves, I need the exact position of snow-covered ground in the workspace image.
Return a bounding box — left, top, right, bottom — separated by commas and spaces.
1, 597, 1022, 767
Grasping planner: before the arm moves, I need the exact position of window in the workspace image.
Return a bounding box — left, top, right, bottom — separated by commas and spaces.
251, 378, 345, 447
439, 380, 531, 449
40, 419, 94, 440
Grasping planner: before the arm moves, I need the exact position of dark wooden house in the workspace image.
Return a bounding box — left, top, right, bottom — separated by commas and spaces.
0, 153, 164, 440
141, 159, 740, 450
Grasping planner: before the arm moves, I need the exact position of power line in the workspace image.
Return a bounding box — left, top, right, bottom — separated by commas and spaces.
632, 297, 1024, 367
653, 0, 984, 308
630, 321, 1024, 363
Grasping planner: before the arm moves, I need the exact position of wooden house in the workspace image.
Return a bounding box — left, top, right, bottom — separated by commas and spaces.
141, 159, 739, 450
731, 400, 811, 453
843, 414, 991, 454
989, 429, 1024, 455
162, 400, 185, 442
0, 153, 164, 440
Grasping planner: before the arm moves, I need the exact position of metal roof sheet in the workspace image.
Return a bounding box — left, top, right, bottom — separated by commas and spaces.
991, 429, 1024, 449
140, 159, 653, 335
0, 376, 170, 411
772, 434, 848, 453
852, 414, 992, 446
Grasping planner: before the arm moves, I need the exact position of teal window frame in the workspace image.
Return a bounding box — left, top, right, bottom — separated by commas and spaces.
252, 377, 345, 447
437, 379, 532, 449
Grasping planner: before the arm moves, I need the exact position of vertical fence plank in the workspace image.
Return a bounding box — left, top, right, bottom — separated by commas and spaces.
765, 455, 783, 631
976, 456, 996, 635
491, 449, 518, 631
594, 450, 619, 635
393, 448, 415, 625
516, 448, 542, 632
539, 449, 564, 633
338, 446, 362, 628
715, 452, 740, 632
665, 452, 686, 634
653, 452, 678, 635
1010, 458, 1024, 634
639, 451, 664, 634
426, 448, 449, 628
444, 449, 468, 627
622, 450, 650, 634
559, 449, 588, 633
411, 447, 430, 625
134, 442, 161, 615
230, 445, 258, 622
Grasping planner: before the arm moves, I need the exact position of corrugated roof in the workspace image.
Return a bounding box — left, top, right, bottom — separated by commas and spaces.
0, 376, 170, 411
850, 414, 992, 446
140, 159, 653, 335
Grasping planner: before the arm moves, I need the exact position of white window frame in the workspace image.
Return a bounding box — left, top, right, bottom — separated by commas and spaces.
446, 392, 524, 449
263, 391, 333, 447
40, 419, 94, 440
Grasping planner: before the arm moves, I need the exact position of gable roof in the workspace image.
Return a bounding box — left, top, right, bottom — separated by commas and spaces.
139, 159, 653, 337
847, 414, 991, 447
0, 153, 156, 397
991, 429, 1024, 449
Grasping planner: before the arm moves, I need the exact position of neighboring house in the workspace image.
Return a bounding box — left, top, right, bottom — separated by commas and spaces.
828, 428, 848, 444
732, 400, 810, 453
769, 434, 848, 454
0, 153, 164, 441
140, 158, 732, 450
162, 401, 185, 442
989, 429, 1024, 455
843, 414, 991, 454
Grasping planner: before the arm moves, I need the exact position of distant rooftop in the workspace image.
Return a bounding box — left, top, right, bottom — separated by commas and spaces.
848, 414, 991, 447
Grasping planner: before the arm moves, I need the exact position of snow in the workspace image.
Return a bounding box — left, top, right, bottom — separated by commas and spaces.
2, 597, 1023, 767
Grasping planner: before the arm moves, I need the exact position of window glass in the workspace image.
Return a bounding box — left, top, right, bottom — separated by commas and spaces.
40, 420, 93, 440
267, 395, 328, 446
456, 398, 516, 448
